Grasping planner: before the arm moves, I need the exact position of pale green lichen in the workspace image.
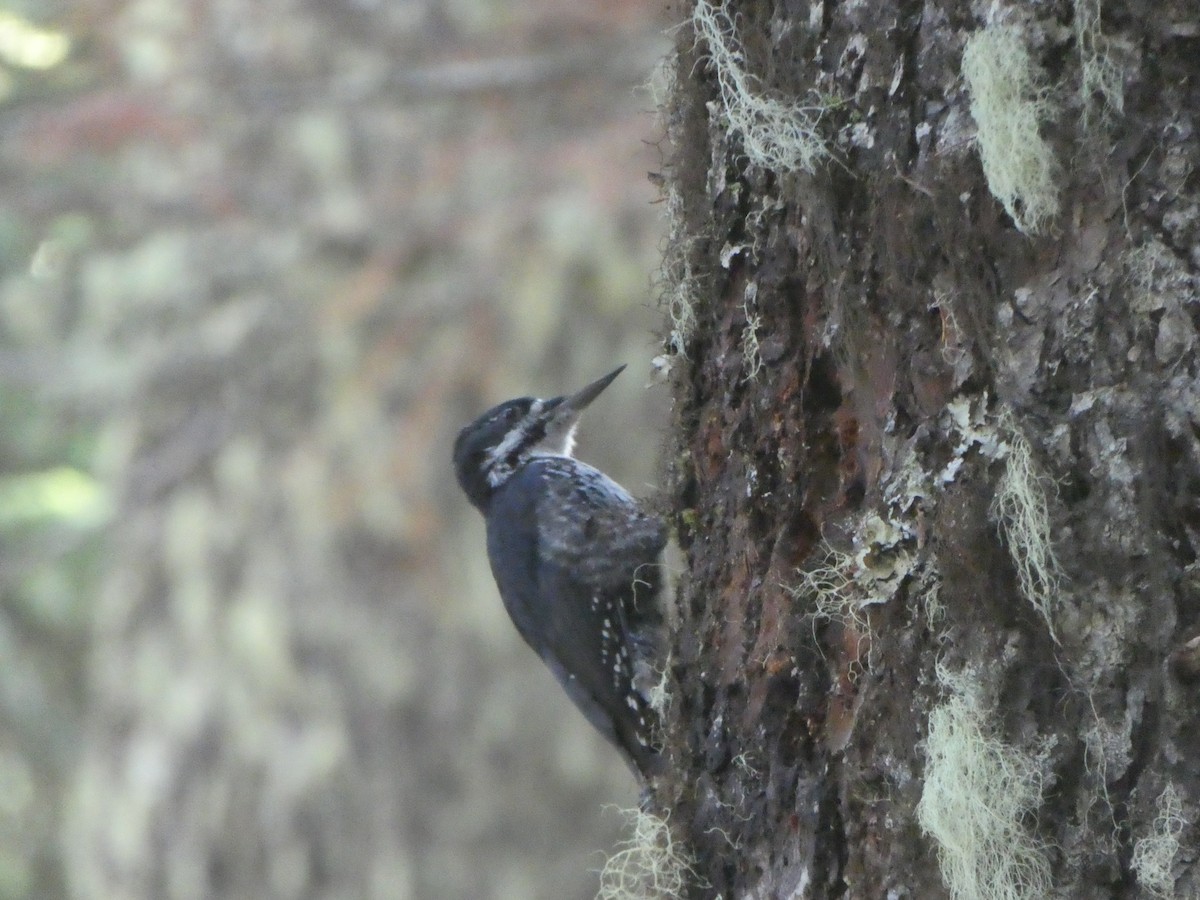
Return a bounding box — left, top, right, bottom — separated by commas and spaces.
1074, 0, 1124, 126
917, 666, 1052, 900
740, 282, 763, 381
693, 0, 827, 173
791, 542, 869, 634
941, 400, 1064, 641
596, 809, 696, 900
962, 25, 1060, 234
991, 411, 1065, 642
1131, 784, 1185, 898
651, 53, 702, 358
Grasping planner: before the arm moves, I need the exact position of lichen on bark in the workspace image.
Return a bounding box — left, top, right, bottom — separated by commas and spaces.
649, 0, 1200, 897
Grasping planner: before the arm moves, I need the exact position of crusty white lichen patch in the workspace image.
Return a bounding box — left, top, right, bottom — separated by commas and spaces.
789, 507, 920, 652
789, 423, 940, 635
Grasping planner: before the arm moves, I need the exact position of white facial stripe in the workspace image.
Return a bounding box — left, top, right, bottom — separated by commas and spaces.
487, 429, 520, 465
484, 412, 537, 484
482, 396, 584, 486
482, 399, 548, 486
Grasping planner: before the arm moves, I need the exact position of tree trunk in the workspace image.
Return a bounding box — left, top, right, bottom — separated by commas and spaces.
653, 0, 1199, 897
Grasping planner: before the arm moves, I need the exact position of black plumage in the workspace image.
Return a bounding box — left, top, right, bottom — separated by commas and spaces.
453, 366, 666, 776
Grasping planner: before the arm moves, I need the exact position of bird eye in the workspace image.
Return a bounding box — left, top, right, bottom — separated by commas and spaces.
504, 406, 522, 423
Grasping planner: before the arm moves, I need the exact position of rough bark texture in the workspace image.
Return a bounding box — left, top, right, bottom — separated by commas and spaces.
654, 0, 1199, 897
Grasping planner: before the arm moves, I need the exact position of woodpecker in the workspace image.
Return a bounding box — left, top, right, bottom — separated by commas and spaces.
453, 365, 666, 777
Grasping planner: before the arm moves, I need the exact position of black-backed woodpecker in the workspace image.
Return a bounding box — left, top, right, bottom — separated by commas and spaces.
453, 365, 666, 777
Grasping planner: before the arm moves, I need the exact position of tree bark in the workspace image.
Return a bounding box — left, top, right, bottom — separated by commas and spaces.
654, 0, 1199, 897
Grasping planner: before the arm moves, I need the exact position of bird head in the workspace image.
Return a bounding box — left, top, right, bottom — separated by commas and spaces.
453, 365, 625, 511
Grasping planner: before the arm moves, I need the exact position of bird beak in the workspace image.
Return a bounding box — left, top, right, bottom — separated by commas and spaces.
560, 365, 625, 414
534, 365, 625, 456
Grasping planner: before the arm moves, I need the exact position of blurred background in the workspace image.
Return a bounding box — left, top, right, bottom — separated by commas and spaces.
0, 1, 672, 898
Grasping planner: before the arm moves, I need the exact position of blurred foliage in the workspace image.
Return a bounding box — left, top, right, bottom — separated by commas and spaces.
0, 8, 102, 886
0, 1, 670, 898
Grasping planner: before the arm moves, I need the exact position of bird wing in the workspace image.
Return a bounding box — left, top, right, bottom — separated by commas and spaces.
535, 458, 666, 595
485, 457, 665, 774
